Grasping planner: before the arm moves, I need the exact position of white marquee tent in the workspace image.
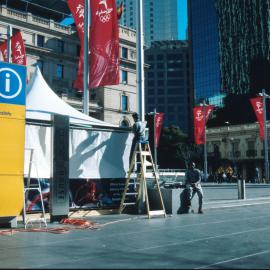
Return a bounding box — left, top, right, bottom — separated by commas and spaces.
24, 67, 132, 179
26, 67, 116, 127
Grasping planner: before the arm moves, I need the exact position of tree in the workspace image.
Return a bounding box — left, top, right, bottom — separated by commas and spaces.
158, 125, 202, 169
208, 93, 257, 127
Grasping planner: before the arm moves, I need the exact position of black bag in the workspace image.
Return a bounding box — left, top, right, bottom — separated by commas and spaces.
177, 188, 191, 214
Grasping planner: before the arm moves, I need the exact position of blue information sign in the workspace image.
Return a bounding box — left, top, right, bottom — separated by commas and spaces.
0, 62, 26, 106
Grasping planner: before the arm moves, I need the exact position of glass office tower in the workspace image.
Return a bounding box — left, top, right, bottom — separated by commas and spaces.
188, 0, 222, 106
117, 0, 182, 47
217, 0, 270, 96
189, 0, 270, 105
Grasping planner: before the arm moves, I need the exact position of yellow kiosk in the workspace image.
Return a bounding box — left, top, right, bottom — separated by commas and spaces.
0, 62, 26, 227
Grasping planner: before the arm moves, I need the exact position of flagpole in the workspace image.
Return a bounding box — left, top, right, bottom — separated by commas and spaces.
83, 0, 90, 115
7, 25, 11, 63
154, 108, 157, 167
136, 0, 145, 122
136, 0, 146, 214
203, 100, 208, 181
262, 89, 269, 181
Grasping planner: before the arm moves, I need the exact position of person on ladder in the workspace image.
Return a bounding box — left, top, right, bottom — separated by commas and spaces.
129, 112, 147, 168
185, 161, 204, 214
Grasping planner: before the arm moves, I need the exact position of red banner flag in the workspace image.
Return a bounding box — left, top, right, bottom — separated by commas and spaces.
154, 112, 164, 147
0, 31, 26, 66
67, 0, 85, 92
250, 96, 265, 140
193, 105, 214, 145
117, 2, 124, 19
68, 0, 120, 91
11, 31, 26, 66
90, 0, 119, 88
0, 41, 8, 62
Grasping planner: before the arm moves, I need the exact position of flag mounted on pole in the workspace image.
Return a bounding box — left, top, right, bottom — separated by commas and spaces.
193, 105, 214, 145
0, 30, 26, 66
154, 112, 164, 148
90, 0, 119, 88
11, 31, 26, 66
117, 2, 124, 19
68, 0, 120, 91
0, 41, 7, 62
67, 0, 85, 92
250, 96, 265, 140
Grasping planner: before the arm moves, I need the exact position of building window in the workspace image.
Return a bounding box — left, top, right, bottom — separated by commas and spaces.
57, 40, 64, 53
147, 55, 154, 61
56, 64, 64, 79
121, 47, 128, 59
36, 60, 44, 73
120, 119, 129, 128
37, 34, 45, 47
121, 95, 128, 111
121, 70, 128, 84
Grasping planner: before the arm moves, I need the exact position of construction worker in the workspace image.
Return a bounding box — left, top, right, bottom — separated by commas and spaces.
129, 112, 146, 166
185, 161, 204, 214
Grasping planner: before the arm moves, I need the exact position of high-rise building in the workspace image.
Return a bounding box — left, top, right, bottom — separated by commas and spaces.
117, 0, 183, 47
188, 0, 222, 106
145, 40, 192, 134
216, 0, 270, 95
189, 0, 270, 106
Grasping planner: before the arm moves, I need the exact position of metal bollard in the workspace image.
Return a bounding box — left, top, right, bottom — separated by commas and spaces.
237, 179, 246, 200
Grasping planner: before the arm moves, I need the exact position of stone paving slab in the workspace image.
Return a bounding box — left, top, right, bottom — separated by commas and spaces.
1, 203, 270, 269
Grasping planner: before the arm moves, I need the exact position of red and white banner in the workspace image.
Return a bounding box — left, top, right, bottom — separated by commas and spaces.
193, 105, 214, 145
67, 0, 84, 91
68, 0, 120, 91
11, 31, 26, 66
0, 31, 26, 66
154, 112, 164, 147
90, 0, 119, 88
250, 96, 264, 140
0, 41, 7, 62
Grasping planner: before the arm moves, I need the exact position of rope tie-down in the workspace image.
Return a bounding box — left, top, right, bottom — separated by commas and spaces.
0, 218, 100, 236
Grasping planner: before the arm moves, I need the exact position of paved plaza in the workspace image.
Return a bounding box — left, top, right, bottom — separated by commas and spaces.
1, 184, 270, 269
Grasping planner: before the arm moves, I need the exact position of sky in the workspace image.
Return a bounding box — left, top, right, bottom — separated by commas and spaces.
178, 0, 188, 40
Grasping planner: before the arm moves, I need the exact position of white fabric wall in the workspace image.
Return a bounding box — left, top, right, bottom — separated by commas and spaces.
24, 124, 133, 179
24, 125, 52, 179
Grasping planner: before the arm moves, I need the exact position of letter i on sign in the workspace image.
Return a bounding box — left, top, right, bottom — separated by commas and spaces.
5, 73, 10, 92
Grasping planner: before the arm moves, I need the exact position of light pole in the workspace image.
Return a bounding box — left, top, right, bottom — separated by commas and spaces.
199, 100, 208, 181
225, 121, 230, 159
259, 89, 270, 181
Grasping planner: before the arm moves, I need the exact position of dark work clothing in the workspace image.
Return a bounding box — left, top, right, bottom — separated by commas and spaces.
185, 168, 203, 211
129, 120, 146, 166
132, 121, 146, 142
185, 168, 202, 185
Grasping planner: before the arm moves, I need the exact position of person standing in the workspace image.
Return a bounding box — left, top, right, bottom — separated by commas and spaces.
129, 112, 146, 166
254, 167, 260, 183
185, 161, 204, 214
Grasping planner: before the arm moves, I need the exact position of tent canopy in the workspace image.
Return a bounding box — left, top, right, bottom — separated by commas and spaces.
26, 67, 117, 128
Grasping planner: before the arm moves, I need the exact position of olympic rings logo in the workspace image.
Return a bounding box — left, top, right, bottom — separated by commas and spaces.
99, 14, 111, 23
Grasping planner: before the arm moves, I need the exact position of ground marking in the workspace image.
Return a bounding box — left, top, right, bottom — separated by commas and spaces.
195, 249, 270, 269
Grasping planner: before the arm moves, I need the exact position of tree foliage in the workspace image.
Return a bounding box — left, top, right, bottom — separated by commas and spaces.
157, 125, 202, 169
208, 93, 256, 127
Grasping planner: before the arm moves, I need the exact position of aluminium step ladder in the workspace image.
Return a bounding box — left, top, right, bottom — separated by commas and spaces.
23, 148, 47, 229
119, 141, 166, 218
